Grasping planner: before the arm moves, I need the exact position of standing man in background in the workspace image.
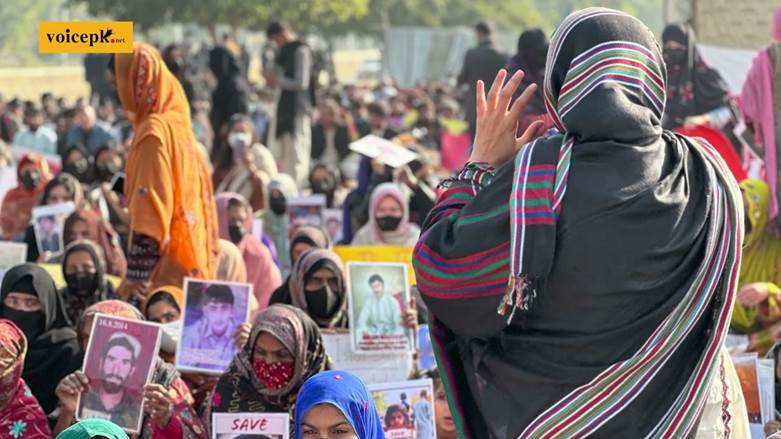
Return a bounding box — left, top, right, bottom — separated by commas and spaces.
457, 22, 506, 141
265, 22, 314, 187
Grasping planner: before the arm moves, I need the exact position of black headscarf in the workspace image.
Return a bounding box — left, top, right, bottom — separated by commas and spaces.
662, 23, 731, 129
0, 263, 80, 415
505, 29, 549, 123
413, 8, 741, 438
59, 240, 112, 326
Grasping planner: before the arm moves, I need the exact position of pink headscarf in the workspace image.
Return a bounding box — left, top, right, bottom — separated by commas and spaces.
215, 193, 282, 308
351, 183, 421, 245
740, 4, 781, 219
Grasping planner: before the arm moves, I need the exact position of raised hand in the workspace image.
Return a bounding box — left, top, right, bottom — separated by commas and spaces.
469, 69, 547, 168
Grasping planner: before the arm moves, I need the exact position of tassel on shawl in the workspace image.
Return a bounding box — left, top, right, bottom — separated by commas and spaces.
498, 274, 537, 323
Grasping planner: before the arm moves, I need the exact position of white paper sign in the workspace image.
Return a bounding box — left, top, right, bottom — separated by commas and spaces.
211, 412, 289, 439
349, 135, 419, 168
321, 331, 412, 384
0, 241, 27, 282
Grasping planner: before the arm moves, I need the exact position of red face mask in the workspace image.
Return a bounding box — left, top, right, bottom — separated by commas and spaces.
253, 357, 295, 391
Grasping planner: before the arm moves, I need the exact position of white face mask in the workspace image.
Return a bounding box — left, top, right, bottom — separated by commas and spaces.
228, 131, 252, 149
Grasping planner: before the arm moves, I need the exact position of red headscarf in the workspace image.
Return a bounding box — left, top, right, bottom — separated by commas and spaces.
0, 154, 51, 240
0, 320, 51, 438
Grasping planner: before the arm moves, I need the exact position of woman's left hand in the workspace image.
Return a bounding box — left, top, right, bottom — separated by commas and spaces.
402, 299, 418, 330
143, 383, 174, 429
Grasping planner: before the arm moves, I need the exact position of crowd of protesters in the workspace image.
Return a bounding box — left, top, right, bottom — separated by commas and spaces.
5, 5, 781, 438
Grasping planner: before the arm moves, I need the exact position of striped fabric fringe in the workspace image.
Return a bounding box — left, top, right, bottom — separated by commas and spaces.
517, 137, 741, 438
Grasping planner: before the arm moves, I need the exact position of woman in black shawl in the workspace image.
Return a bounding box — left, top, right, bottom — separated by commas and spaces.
412, 8, 744, 438
662, 23, 734, 132
0, 263, 80, 417
203, 304, 330, 433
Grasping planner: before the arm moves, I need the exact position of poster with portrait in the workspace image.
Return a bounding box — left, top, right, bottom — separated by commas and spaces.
368, 379, 436, 439
176, 278, 252, 375
333, 245, 416, 284
211, 413, 289, 439
323, 209, 343, 244
31, 201, 75, 255
287, 195, 326, 237
321, 330, 413, 385
0, 241, 27, 283
347, 262, 411, 354
77, 313, 162, 434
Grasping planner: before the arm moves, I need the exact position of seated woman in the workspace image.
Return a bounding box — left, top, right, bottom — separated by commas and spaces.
61, 144, 93, 184
56, 418, 128, 438
203, 305, 330, 433
295, 370, 384, 439
0, 264, 80, 419
263, 173, 300, 273
59, 240, 118, 326
53, 300, 207, 438
0, 153, 50, 241
269, 248, 349, 329
732, 179, 781, 354
351, 182, 420, 246
216, 193, 282, 308
61, 208, 127, 278
0, 319, 51, 439
145, 286, 184, 325
662, 23, 735, 134
214, 115, 277, 212
25, 172, 84, 262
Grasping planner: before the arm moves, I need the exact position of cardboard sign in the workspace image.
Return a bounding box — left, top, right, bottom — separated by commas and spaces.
321, 331, 412, 385
0, 242, 27, 282
333, 245, 416, 284
211, 412, 289, 439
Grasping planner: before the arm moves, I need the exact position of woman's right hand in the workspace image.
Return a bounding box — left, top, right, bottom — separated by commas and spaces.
55, 371, 89, 415
469, 69, 547, 168
737, 282, 770, 307
233, 323, 252, 349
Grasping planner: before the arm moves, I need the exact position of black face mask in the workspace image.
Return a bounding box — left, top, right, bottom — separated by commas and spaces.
269, 195, 287, 215
663, 47, 687, 67
311, 178, 336, 195
305, 285, 340, 320
2, 308, 44, 341
65, 272, 99, 297
20, 170, 41, 190
95, 161, 121, 182
376, 215, 402, 232
64, 159, 91, 182
228, 223, 246, 245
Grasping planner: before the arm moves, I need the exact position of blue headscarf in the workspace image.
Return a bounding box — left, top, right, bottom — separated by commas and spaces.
295, 370, 384, 439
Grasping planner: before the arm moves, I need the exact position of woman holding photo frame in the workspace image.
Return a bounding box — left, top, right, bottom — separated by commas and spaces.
53, 300, 207, 438
204, 305, 330, 434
